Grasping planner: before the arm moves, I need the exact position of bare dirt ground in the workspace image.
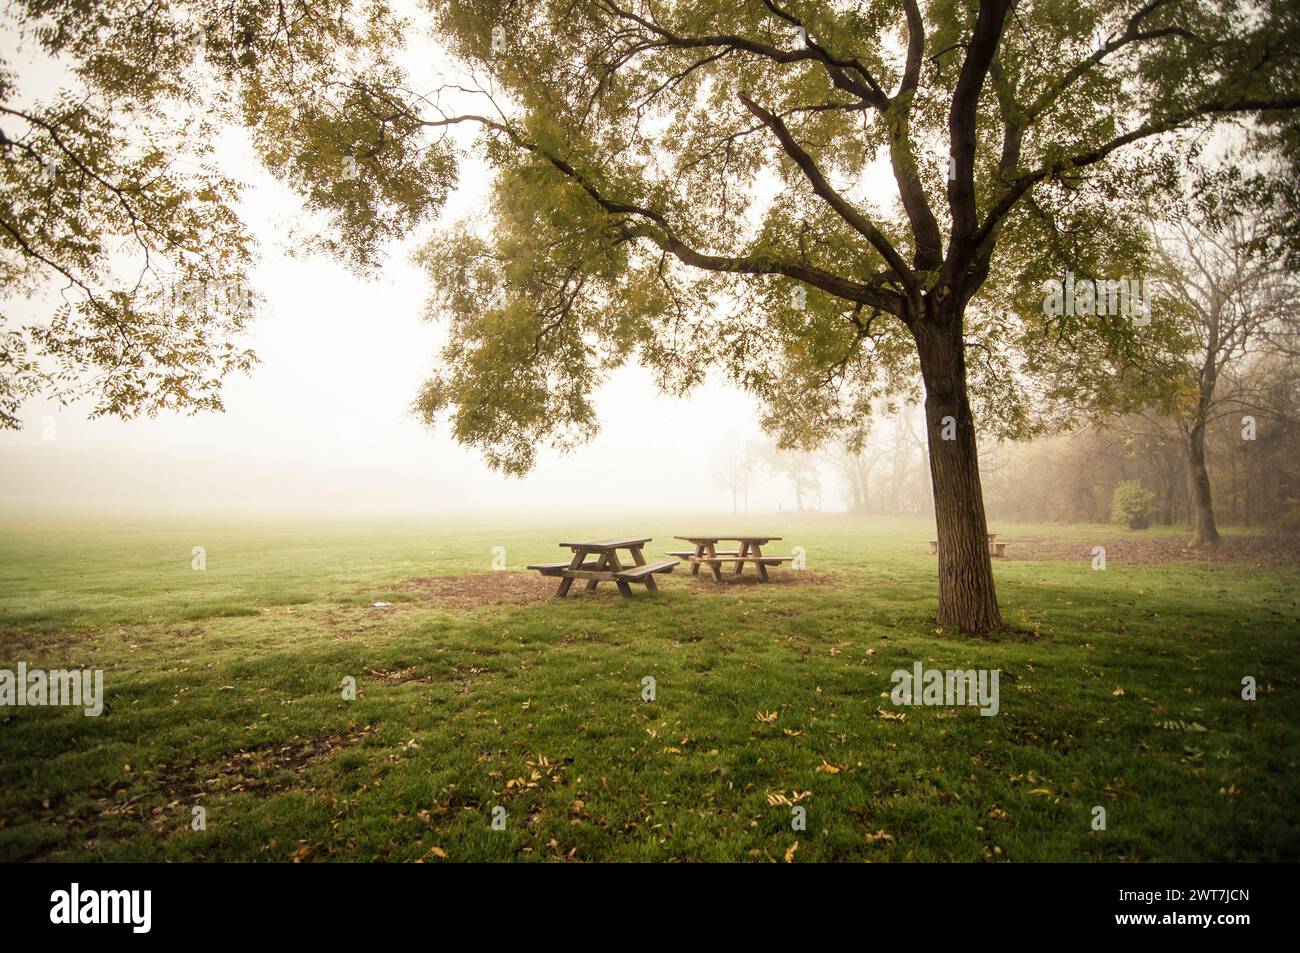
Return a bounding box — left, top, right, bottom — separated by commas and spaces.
394, 568, 845, 608
1001, 533, 1300, 566
396, 571, 558, 607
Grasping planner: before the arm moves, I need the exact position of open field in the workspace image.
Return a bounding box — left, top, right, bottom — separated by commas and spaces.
0, 512, 1296, 862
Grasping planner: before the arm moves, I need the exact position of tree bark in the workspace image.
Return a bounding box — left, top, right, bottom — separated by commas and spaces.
913, 306, 1003, 632
1185, 419, 1220, 546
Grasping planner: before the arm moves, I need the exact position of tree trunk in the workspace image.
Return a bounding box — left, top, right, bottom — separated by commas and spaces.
1160, 450, 1177, 525
850, 464, 866, 513
913, 308, 1003, 632
1185, 420, 1220, 546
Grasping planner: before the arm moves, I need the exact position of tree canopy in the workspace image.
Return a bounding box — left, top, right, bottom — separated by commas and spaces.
4, 1, 1296, 444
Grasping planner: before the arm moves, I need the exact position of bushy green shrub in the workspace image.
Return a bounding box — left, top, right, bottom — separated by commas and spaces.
1111, 480, 1155, 529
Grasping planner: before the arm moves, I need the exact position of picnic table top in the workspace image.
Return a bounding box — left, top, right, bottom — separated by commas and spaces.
559, 537, 653, 550
674, 534, 782, 543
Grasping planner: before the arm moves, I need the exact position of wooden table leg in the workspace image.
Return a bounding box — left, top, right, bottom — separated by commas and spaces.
557, 547, 586, 597
706, 541, 723, 582
607, 549, 633, 597
584, 550, 609, 592
629, 545, 657, 592
752, 541, 770, 582
690, 542, 703, 575
733, 540, 748, 575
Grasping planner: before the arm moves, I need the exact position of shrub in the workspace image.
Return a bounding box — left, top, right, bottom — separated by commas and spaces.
1111, 480, 1155, 530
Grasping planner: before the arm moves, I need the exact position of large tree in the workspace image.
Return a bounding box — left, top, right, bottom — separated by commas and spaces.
5, 1, 1300, 631
407, 0, 1299, 630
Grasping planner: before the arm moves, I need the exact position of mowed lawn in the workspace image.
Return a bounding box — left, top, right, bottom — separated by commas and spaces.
0, 510, 1296, 862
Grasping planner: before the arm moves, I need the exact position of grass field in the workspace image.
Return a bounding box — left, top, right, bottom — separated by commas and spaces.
0, 510, 1296, 862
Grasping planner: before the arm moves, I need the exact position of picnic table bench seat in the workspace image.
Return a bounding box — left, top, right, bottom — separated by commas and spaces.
687, 554, 793, 565
614, 560, 678, 580
527, 560, 601, 576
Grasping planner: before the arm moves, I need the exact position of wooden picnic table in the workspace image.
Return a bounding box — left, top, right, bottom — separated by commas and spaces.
528, 538, 677, 598
669, 535, 793, 583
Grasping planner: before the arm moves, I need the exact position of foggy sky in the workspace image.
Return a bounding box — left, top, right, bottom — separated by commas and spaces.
0, 21, 813, 517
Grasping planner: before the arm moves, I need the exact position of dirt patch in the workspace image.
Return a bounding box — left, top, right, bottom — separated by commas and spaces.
1001, 534, 1300, 566
321, 606, 382, 641
127, 725, 378, 809
395, 568, 846, 608
451, 664, 491, 694
671, 568, 845, 589
37, 725, 378, 851
206, 725, 376, 795
397, 571, 558, 607
364, 666, 436, 685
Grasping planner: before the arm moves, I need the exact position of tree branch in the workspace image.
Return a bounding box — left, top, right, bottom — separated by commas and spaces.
944, 0, 1012, 295
737, 92, 915, 290
417, 110, 904, 313
972, 94, 1300, 254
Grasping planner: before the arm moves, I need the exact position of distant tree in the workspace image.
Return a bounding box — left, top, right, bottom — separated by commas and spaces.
756, 441, 822, 511
1152, 215, 1300, 546
985, 357, 1300, 530
712, 443, 758, 515
826, 440, 882, 513
1237, 357, 1300, 530
884, 404, 930, 515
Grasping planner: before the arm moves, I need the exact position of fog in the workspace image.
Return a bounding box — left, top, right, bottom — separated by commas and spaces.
0, 227, 787, 515
0, 25, 821, 518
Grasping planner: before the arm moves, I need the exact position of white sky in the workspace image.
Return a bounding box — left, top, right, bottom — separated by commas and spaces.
0, 14, 857, 516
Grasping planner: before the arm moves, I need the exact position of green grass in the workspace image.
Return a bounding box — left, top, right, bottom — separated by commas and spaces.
0, 511, 1296, 862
